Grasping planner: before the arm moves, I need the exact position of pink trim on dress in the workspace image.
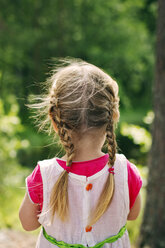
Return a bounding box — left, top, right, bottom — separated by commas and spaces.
56, 154, 109, 177
26, 154, 142, 211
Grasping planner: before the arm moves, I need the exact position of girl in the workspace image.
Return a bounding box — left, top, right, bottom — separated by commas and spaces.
19, 59, 142, 248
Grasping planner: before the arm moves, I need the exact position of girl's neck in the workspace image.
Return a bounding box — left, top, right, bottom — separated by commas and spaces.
61, 129, 106, 162
61, 151, 105, 162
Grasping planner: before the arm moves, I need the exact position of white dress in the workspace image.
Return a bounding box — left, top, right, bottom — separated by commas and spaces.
36, 154, 131, 248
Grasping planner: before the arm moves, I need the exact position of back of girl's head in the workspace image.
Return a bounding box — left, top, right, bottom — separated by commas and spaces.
33, 59, 120, 225
48, 60, 119, 166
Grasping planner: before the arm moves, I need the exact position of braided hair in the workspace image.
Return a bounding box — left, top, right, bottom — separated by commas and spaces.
87, 87, 118, 226
49, 95, 75, 221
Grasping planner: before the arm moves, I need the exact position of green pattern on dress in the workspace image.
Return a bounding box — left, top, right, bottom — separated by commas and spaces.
42, 225, 126, 248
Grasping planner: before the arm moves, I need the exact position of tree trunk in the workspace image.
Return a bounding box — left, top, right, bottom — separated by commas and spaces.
139, 0, 165, 247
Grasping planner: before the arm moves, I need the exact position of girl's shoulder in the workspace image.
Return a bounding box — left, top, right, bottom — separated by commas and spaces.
38, 157, 57, 168
115, 153, 142, 189
115, 154, 142, 181
38, 156, 64, 172
115, 153, 127, 163
25, 157, 61, 210
114, 153, 128, 172
115, 154, 143, 209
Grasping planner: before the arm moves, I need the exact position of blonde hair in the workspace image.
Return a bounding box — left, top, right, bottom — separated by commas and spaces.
31, 59, 119, 226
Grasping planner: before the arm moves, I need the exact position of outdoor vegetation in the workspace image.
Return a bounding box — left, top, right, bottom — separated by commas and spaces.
0, 0, 158, 247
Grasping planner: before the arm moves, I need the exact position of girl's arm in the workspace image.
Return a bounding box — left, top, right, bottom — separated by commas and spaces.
19, 193, 41, 231
127, 193, 141, 220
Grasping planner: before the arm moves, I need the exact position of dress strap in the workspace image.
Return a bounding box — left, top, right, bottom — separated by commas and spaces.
42, 225, 127, 248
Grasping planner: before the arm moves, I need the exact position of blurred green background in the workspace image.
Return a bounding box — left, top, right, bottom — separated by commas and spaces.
0, 0, 157, 246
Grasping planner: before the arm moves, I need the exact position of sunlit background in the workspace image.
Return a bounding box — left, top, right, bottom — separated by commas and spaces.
0, 0, 157, 247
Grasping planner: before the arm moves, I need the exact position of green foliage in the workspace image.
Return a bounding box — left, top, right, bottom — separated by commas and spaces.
0, 169, 28, 229
0, 96, 31, 228
0, 0, 156, 112
0, 96, 28, 187
0, 0, 156, 165
120, 122, 151, 153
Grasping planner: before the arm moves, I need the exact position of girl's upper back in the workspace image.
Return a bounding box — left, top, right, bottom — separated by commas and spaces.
36, 153, 130, 248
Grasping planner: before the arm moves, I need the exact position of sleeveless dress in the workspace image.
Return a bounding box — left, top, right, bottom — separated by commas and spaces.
35, 154, 131, 248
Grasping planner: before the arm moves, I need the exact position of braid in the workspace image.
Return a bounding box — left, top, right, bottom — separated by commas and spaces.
88, 100, 117, 226
52, 95, 75, 166
106, 114, 117, 167
49, 95, 75, 222
58, 124, 75, 166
